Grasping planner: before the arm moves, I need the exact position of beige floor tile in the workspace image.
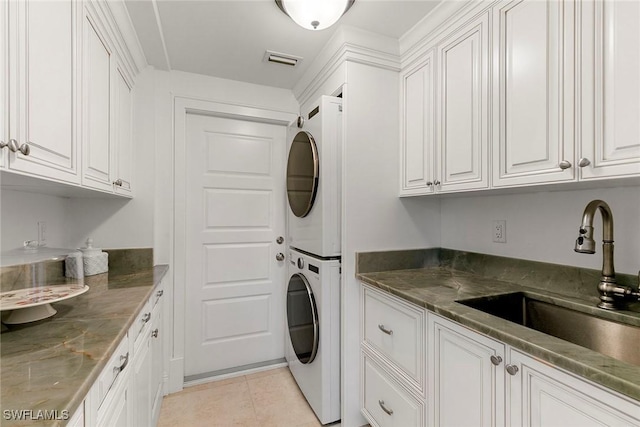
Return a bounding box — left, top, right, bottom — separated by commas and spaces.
181, 375, 247, 394
244, 366, 289, 381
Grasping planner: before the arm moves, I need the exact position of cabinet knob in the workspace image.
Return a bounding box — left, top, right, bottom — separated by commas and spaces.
506, 364, 519, 375
433, 180, 441, 186
276, 236, 284, 244
0, 140, 7, 150
578, 158, 591, 168
151, 328, 159, 338
156, 289, 164, 298
426, 181, 433, 186
276, 252, 285, 261
113, 179, 123, 186
378, 400, 394, 415
559, 160, 572, 170
19, 142, 30, 156
490, 355, 503, 366
7, 139, 19, 153
142, 312, 151, 323
378, 324, 393, 335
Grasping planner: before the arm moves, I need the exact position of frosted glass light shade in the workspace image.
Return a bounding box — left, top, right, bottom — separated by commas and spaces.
277, 0, 353, 30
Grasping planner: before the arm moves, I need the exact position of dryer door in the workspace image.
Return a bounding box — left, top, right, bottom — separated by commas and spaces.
286, 131, 319, 218
286, 272, 319, 364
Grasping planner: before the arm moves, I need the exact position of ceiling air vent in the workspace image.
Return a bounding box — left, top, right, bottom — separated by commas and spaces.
264, 50, 302, 67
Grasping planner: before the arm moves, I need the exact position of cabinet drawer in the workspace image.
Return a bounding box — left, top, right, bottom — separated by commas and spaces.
362, 353, 425, 427
131, 298, 152, 346
95, 333, 129, 409
362, 285, 425, 388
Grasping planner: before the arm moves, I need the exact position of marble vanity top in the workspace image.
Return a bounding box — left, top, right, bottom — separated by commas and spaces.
0, 265, 168, 426
356, 249, 640, 403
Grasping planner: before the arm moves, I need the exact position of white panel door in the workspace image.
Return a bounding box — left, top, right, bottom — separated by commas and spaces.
492, 0, 575, 187
580, 0, 640, 179
185, 113, 286, 377
508, 349, 640, 426
436, 12, 489, 193
7, 0, 79, 183
430, 314, 505, 427
400, 52, 435, 196
82, 7, 113, 192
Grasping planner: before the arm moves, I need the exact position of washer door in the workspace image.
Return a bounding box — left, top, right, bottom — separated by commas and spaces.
286, 273, 319, 364
286, 131, 319, 218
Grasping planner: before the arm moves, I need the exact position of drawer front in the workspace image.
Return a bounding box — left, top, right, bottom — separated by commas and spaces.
96, 334, 130, 409
362, 353, 425, 427
363, 285, 425, 385
132, 299, 152, 346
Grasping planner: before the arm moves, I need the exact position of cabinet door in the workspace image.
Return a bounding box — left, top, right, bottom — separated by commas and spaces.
400, 52, 435, 196
97, 367, 131, 427
492, 0, 576, 187
82, 6, 114, 192
132, 333, 152, 427
7, 0, 80, 183
1, 0, 7, 169
579, 0, 640, 179
114, 65, 133, 196
150, 298, 164, 426
429, 314, 505, 427
508, 349, 640, 426
435, 12, 489, 193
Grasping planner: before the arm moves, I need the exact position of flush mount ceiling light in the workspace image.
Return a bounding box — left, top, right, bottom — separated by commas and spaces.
275, 0, 355, 31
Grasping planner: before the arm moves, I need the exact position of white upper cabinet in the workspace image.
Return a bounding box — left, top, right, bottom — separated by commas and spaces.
114, 65, 133, 196
435, 12, 490, 193
579, 0, 640, 180
492, 0, 575, 187
400, 52, 435, 196
82, 5, 114, 192
4, 0, 80, 183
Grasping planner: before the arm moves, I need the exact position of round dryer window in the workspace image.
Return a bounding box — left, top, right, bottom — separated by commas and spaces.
286, 273, 319, 364
286, 131, 319, 218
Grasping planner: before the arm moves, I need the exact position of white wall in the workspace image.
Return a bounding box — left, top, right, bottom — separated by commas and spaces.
341, 61, 441, 427
0, 190, 69, 251
440, 185, 640, 274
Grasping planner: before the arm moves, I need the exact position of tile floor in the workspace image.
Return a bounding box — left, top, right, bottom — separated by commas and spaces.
158, 367, 331, 427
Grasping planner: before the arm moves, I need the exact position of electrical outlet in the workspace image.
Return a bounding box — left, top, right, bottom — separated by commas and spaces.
37, 221, 47, 246
493, 220, 506, 243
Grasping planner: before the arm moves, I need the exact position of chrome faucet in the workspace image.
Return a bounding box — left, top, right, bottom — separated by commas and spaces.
575, 200, 640, 309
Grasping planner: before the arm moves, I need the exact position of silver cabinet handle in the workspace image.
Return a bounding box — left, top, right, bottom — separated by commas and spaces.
578, 158, 591, 167
113, 352, 129, 375
0, 140, 7, 150
7, 139, 19, 152
559, 160, 572, 170
378, 324, 393, 335
433, 180, 441, 186
276, 236, 284, 244
426, 181, 433, 186
378, 400, 393, 415
276, 253, 285, 261
151, 328, 159, 338
113, 179, 123, 186
18, 142, 30, 156
142, 312, 151, 323
156, 289, 164, 298
490, 355, 502, 366
506, 364, 519, 375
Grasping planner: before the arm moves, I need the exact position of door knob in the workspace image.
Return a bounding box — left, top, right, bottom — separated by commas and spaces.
276, 236, 284, 244
559, 160, 572, 170
578, 158, 591, 167
276, 253, 285, 261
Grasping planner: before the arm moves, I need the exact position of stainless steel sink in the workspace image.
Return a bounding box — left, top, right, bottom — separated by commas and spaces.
457, 292, 640, 366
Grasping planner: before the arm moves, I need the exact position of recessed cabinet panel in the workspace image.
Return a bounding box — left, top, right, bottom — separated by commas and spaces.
580, 0, 640, 179
400, 54, 435, 195
436, 13, 489, 192
493, 0, 575, 187
7, 0, 79, 182
82, 13, 112, 192
114, 67, 132, 195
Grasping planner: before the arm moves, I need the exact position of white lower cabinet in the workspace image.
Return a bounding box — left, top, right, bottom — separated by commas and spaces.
508, 348, 640, 427
429, 314, 505, 427
359, 283, 640, 427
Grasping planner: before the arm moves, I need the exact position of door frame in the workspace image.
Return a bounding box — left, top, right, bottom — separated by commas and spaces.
171, 96, 296, 392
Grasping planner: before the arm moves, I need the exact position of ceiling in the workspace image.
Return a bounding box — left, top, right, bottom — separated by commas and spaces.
124, 0, 440, 89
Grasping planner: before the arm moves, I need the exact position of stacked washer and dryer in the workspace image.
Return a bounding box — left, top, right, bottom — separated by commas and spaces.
285, 96, 342, 425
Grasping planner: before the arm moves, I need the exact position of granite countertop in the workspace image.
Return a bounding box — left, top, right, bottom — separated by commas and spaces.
0, 265, 169, 426
357, 264, 640, 404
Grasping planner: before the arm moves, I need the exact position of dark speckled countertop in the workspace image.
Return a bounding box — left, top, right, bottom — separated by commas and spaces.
0, 264, 168, 426
356, 248, 640, 404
